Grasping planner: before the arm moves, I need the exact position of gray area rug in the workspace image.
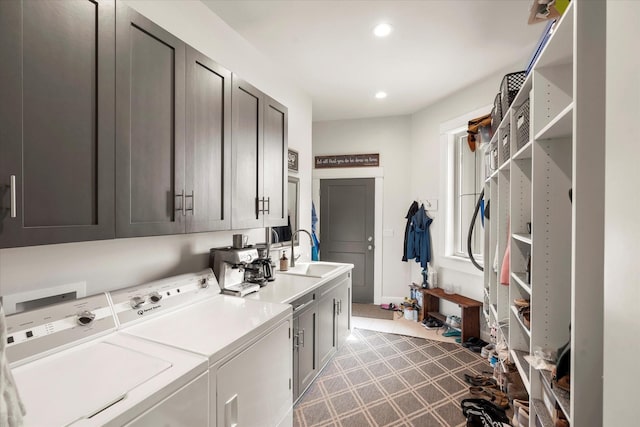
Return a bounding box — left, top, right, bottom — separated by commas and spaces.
352, 303, 395, 320
294, 328, 491, 427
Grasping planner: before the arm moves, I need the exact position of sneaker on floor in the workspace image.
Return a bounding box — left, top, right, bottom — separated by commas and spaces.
442, 328, 461, 338
481, 343, 495, 358
422, 317, 444, 329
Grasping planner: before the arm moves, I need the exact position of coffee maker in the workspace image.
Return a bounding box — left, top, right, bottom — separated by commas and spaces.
209, 247, 261, 297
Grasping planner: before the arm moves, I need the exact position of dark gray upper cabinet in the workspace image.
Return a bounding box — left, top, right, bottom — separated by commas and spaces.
231, 77, 288, 230
263, 96, 288, 227
0, 0, 115, 248
185, 47, 232, 233
115, 4, 186, 238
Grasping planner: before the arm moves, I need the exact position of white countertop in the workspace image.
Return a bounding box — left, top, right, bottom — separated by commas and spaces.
246, 262, 354, 305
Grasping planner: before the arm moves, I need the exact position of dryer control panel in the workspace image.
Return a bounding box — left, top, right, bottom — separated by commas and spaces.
110, 268, 220, 327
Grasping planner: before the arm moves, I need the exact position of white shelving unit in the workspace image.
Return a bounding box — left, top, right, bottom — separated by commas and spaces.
481, 2, 605, 425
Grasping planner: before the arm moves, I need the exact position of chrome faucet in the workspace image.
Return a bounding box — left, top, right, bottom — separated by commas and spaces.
265, 227, 279, 255
290, 229, 313, 268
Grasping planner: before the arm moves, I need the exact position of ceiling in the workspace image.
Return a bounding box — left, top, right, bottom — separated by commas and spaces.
203, 0, 544, 121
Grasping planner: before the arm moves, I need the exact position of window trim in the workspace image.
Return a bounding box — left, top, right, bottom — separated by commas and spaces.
440, 105, 491, 266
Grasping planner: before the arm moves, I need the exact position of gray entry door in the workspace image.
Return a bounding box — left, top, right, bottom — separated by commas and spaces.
320, 178, 374, 303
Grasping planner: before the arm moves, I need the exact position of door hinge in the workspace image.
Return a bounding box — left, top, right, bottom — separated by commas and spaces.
289, 378, 292, 390
289, 327, 291, 339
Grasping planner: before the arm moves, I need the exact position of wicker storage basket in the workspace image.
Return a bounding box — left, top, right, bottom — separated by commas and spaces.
515, 99, 530, 151
490, 141, 498, 172
500, 71, 526, 114
491, 92, 502, 135
501, 124, 510, 162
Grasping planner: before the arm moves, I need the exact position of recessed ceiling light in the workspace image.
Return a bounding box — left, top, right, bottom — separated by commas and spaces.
373, 23, 392, 38
375, 91, 387, 99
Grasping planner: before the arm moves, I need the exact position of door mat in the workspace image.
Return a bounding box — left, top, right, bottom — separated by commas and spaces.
352, 303, 394, 320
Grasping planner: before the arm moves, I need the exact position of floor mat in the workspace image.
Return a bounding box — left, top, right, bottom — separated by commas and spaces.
352, 303, 395, 320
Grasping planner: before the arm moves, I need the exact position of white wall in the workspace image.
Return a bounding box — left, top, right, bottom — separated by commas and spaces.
312, 65, 518, 309
312, 116, 412, 303
603, 1, 640, 423
0, 0, 312, 297
409, 64, 519, 309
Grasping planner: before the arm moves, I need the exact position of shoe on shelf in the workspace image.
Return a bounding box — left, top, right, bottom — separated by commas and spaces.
513, 298, 530, 308
448, 315, 462, 329
481, 343, 495, 358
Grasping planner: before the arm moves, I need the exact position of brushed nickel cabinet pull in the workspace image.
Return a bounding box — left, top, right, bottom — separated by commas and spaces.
185, 191, 194, 215
175, 190, 185, 216
10, 175, 16, 218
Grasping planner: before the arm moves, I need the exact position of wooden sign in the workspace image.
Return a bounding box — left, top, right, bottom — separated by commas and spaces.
314, 153, 379, 169
288, 149, 299, 172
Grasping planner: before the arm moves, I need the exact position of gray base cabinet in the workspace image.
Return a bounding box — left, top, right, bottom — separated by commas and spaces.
318, 273, 351, 369
292, 271, 352, 402
0, 0, 115, 248
293, 299, 317, 402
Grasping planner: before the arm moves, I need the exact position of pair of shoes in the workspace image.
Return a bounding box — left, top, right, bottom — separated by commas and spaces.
462, 337, 488, 352
446, 315, 461, 328
442, 328, 461, 338
421, 316, 443, 329
511, 399, 529, 426
468, 386, 509, 409
460, 399, 510, 425
481, 343, 495, 358
513, 298, 530, 308
464, 373, 497, 387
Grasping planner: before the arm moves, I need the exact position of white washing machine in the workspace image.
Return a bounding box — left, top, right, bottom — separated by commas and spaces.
5, 291, 209, 427
110, 269, 293, 427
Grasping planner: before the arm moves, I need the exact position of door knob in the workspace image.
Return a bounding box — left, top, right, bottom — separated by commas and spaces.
367, 236, 373, 242
368, 245, 373, 251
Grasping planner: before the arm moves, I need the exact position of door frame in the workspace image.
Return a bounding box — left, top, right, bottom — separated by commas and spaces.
312, 167, 383, 304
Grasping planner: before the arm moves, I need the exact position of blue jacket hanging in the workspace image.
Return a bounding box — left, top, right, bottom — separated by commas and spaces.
406, 204, 433, 269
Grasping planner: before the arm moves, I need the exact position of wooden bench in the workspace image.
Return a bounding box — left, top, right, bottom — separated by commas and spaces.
421, 288, 482, 343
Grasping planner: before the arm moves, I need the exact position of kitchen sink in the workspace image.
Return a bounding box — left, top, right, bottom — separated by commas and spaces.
277, 262, 343, 278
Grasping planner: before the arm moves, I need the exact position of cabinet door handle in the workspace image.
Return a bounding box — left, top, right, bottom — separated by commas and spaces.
293, 301, 311, 312
224, 394, 238, 427
256, 197, 263, 214
299, 329, 305, 347
293, 331, 299, 349
185, 191, 194, 215
264, 197, 270, 214
175, 190, 185, 216
9, 175, 16, 218
338, 300, 342, 315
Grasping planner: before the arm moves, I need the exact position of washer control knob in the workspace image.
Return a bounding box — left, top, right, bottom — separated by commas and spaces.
200, 278, 209, 288
77, 310, 96, 326
148, 292, 162, 303
130, 296, 145, 309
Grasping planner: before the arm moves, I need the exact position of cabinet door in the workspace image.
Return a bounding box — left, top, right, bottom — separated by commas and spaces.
185, 47, 231, 233
317, 290, 337, 368
0, 0, 115, 248
216, 320, 292, 427
297, 304, 318, 397
336, 275, 352, 349
115, 4, 186, 237
263, 96, 288, 227
231, 76, 264, 229
292, 316, 300, 401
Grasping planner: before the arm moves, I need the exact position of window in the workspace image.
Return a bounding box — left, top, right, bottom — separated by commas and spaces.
451, 130, 484, 260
